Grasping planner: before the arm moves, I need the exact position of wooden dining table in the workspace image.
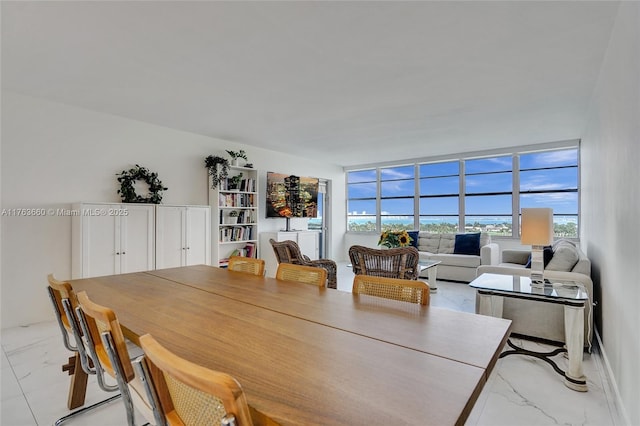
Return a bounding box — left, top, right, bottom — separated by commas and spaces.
69, 265, 511, 426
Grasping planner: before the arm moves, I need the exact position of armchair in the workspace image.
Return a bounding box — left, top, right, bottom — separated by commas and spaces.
269, 239, 337, 289
348, 245, 420, 280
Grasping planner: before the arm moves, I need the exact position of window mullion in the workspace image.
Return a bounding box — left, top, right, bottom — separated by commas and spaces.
459, 160, 465, 233
513, 154, 520, 238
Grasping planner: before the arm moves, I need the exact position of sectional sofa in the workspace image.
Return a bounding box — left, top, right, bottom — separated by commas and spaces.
415, 232, 499, 282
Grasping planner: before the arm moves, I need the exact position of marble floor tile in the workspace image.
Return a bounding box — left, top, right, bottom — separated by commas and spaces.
1, 266, 619, 425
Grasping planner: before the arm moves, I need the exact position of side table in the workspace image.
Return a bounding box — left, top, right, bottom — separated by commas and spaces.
418, 259, 441, 293
469, 273, 588, 392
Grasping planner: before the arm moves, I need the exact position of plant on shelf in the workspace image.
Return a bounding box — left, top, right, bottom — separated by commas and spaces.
226, 149, 248, 166
229, 210, 239, 217
228, 173, 243, 190
205, 155, 229, 189
377, 230, 413, 248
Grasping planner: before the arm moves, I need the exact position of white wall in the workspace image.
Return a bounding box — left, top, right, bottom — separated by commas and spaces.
0, 92, 345, 328
581, 2, 639, 425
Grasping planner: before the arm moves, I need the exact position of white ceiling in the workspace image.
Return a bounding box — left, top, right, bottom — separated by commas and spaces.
1, 1, 619, 167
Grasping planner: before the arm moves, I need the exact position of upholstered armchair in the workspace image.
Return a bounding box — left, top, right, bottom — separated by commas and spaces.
269, 239, 338, 289
348, 245, 420, 280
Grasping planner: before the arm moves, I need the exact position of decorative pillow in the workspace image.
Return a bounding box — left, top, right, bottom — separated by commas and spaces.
546, 243, 580, 272
453, 233, 481, 256
407, 231, 419, 248
524, 246, 554, 268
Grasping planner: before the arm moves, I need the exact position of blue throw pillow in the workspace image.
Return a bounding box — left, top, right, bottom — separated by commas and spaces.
407, 231, 419, 248
453, 233, 481, 256
524, 246, 554, 268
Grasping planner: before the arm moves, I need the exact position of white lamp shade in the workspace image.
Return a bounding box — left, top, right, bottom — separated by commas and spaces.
521, 208, 554, 245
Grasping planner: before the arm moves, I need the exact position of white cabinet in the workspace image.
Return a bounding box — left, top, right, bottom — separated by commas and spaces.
260, 231, 320, 277
210, 166, 259, 268
72, 203, 155, 279
156, 205, 211, 269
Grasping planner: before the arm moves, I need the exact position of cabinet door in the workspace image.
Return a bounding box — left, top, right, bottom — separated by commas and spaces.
297, 232, 319, 260
156, 206, 185, 269
120, 204, 156, 273
82, 211, 119, 277
185, 207, 211, 266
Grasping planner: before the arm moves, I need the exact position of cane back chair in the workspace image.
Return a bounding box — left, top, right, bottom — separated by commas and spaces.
276, 263, 327, 288
348, 245, 420, 280
269, 239, 337, 288
75, 291, 155, 426
352, 274, 430, 305
47, 275, 121, 425
227, 256, 265, 276
135, 333, 255, 426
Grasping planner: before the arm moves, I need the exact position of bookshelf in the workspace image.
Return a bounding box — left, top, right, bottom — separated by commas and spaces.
210, 165, 259, 268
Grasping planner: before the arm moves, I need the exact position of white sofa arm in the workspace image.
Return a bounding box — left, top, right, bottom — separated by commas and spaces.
480, 243, 500, 265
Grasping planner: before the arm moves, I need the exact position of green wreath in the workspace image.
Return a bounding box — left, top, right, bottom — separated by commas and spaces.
116, 164, 168, 204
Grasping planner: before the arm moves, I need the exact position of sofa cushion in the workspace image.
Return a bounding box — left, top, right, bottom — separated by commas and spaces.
418, 233, 440, 253
453, 233, 481, 256
546, 241, 580, 272
430, 253, 481, 268
479, 233, 491, 247
438, 234, 455, 254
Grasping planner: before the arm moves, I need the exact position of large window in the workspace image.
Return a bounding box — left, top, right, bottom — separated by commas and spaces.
380, 165, 414, 231
347, 169, 377, 232
419, 161, 459, 233
464, 156, 513, 236
347, 144, 580, 238
519, 149, 578, 237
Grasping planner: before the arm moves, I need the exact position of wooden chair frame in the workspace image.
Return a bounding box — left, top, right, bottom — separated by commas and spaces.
47, 275, 121, 426
352, 274, 430, 305
75, 291, 146, 426
136, 333, 254, 426
269, 239, 337, 288
276, 263, 327, 288
348, 245, 420, 280
228, 256, 265, 276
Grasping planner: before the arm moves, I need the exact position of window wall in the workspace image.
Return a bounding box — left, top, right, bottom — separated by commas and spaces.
346, 143, 579, 238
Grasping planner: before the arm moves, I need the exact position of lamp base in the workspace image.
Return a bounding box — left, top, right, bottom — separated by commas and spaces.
530, 245, 545, 288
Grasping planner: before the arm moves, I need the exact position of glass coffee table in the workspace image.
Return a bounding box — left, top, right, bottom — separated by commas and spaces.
418, 259, 441, 293
469, 273, 589, 392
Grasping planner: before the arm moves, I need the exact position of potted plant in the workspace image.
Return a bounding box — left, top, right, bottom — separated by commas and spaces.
228, 173, 243, 190
226, 149, 248, 166
205, 155, 229, 189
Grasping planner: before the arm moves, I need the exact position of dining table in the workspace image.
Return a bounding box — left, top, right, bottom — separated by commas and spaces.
69, 264, 511, 425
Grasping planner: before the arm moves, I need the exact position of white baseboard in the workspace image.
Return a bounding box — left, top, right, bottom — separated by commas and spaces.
594, 328, 631, 426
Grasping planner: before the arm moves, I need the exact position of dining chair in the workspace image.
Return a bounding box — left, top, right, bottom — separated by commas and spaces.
227, 256, 265, 276
135, 333, 255, 426
75, 291, 155, 426
348, 245, 420, 280
47, 275, 122, 425
269, 239, 337, 288
276, 263, 327, 288
352, 274, 430, 305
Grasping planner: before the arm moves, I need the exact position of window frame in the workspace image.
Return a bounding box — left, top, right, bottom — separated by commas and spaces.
345, 140, 580, 240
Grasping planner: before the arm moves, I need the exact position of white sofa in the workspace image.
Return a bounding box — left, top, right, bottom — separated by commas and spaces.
476, 239, 593, 348
416, 232, 499, 282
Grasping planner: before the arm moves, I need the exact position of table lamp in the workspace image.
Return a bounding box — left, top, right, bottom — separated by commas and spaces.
521, 208, 554, 286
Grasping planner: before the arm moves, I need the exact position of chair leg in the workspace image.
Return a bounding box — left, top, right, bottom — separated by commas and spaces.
63, 352, 88, 409
54, 394, 122, 426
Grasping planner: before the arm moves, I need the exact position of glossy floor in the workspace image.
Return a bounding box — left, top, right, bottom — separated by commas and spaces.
1, 265, 622, 425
